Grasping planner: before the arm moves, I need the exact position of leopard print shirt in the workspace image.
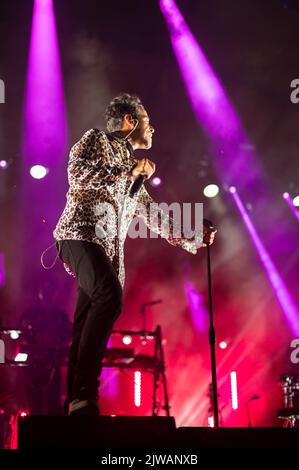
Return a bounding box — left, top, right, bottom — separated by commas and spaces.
53, 129, 200, 287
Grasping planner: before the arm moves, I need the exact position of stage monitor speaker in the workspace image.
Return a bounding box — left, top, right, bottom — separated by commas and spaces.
18, 415, 176, 449
18, 417, 299, 449
176, 426, 299, 449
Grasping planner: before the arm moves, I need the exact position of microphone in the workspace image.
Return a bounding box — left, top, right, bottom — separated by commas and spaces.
203, 218, 214, 229
129, 175, 146, 198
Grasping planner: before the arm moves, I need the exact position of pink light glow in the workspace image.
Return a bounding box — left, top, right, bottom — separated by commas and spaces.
151, 176, 162, 187
134, 371, 141, 407
230, 371, 238, 410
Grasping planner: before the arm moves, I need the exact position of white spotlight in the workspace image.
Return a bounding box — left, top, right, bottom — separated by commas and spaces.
229, 186, 236, 194
203, 184, 219, 198
122, 335, 132, 345
9, 330, 20, 340
0, 160, 8, 170
293, 195, 299, 207
151, 177, 162, 187
14, 353, 28, 362
30, 165, 48, 180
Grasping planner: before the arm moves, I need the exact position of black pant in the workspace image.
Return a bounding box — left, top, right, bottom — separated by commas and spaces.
57, 240, 122, 406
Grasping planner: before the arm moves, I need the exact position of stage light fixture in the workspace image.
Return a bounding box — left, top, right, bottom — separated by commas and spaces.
282, 192, 299, 221
293, 195, 299, 207
134, 371, 141, 407
230, 371, 238, 410
122, 335, 132, 345
30, 165, 48, 179
151, 177, 162, 187
9, 331, 20, 340
14, 353, 28, 362
0, 160, 8, 169
203, 184, 219, 198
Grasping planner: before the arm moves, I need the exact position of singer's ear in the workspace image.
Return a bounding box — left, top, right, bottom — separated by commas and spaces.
124, 113, 137, 129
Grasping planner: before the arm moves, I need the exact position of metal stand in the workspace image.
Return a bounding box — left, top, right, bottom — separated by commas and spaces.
277, 374, 299, 428
204, 220, 219, 428
107, 326, 170, 417
245, 400, 253, 428
152, 325, 170, 416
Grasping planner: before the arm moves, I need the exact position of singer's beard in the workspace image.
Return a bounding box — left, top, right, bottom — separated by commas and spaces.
130, 132, 152, 149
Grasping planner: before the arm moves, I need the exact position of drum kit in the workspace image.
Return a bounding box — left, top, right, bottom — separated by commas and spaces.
277, 374, 299, 428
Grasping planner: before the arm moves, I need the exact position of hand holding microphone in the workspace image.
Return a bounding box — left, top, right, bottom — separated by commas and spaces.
129, 158, 156, 197
132, 158, 156, 180
202, 218, 217, 247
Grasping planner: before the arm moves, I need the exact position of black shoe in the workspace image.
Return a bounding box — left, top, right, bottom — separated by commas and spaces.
68, 399, 100, 416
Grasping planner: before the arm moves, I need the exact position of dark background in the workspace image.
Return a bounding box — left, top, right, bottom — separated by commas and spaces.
0, 0, 298, 426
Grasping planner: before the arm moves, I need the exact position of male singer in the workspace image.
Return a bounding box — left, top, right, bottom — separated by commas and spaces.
54, 94, 216, 416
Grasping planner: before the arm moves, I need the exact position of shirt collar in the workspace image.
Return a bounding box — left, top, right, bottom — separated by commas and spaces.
107, 131, 134, 155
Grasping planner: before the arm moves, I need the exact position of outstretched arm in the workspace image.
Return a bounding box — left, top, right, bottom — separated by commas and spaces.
135, 185, 201, 254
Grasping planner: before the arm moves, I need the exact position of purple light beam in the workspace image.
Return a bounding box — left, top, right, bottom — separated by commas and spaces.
159, 0, 262, 188
184, 281, 207, 332
22, 0, 67, 166
231, 188, 299, 334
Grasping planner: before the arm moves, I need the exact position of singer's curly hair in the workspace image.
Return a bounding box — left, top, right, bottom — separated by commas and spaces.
105, 93, 143, 132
